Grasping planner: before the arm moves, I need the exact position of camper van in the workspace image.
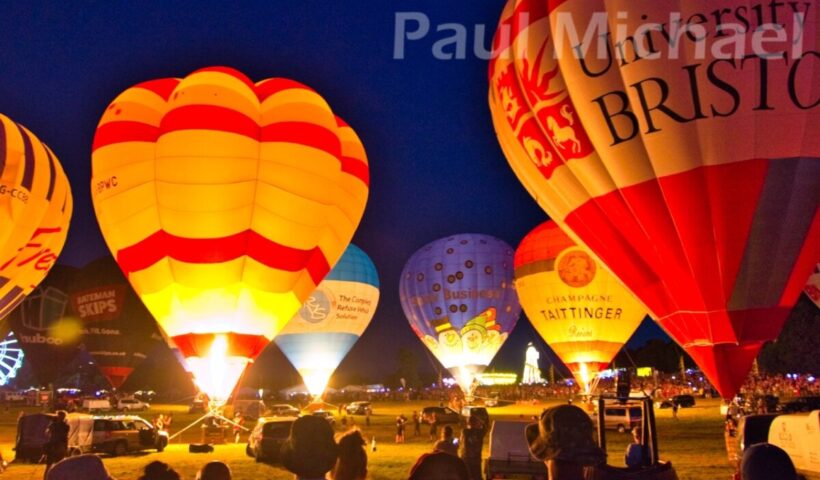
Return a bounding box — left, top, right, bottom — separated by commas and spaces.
768, 410, 820, 480
15, 413, 94, 462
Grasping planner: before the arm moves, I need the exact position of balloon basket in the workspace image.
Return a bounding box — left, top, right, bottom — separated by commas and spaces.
169, 402, 249, 444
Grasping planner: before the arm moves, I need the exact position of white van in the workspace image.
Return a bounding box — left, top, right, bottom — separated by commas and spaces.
82, 398, 112, 413
768, 410, 820, 480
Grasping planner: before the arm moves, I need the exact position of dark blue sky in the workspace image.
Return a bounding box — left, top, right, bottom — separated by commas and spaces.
0, 1, 667, 383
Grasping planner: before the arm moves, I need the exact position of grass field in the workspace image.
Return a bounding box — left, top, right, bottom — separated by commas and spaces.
0, 399, 733, 479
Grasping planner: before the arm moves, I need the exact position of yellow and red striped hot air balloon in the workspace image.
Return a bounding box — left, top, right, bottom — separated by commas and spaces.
514, 221, 646, 392
91, 67, 369, 401
0, 114, 72, 320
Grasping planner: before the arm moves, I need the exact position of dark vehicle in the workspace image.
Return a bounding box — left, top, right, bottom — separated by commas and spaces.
672, 394, 695, 407
657, 395, 696, 409
461, 405, 490, 428
92, 415, 168, 456
777, 396, 820, 413
421, 406, 461, 426
345, 401, 372, 415
246, 416, 297, 463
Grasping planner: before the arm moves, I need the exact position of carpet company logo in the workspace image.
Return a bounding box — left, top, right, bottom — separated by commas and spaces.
299, 289, 333, 324
20, 333, 63, 345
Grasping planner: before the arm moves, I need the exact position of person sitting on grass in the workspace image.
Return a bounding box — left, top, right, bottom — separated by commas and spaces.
139, 461, 181, 480
332, 429, 368, 480
282, 415, 339, 480
433, 425, 459, 456
409, 451, 469, 480
46, 454, 115, 480
197, 461, 232, 480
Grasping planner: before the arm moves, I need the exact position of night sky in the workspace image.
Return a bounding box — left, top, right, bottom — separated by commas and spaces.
0, 1, 668, 386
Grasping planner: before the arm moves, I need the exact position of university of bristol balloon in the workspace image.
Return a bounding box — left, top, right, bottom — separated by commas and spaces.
489, 0, 819, 397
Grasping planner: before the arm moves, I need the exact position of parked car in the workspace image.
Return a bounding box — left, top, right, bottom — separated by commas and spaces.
312, 410, 336, 426
461, 405, 490, 428
246, 416, 298, 463
598, 402, 642, 433
421, 406, 461, 426
92, 415, 168, 456
116, 398, 149, 412
657, 394, 696, 409
267, 404, 301, 417
82, 398, 112, 413
345, 401, 372, 415
778, 396, 820, 413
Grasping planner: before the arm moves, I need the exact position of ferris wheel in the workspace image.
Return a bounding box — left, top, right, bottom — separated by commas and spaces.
0, 332, 24, 386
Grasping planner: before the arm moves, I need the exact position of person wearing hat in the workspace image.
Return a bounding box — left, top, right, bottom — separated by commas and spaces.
282, 415, 339, 480
45, 454, 115, 480
526, 404, 606, 480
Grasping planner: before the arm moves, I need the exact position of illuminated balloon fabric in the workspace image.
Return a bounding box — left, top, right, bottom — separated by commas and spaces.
69, 256, 163, 389
488, 0, 820, 398
399, 234, 521, 392
514, 221, 646, 388
5, 265, 83, 384
0, 114, 73, 320
91, 67, 370, 399
275, 244, 379, 396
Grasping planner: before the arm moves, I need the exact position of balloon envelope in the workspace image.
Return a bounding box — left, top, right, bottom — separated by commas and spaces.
275, 244, 379, 397
6, 265, 83, 384
399, 234, 521, 393
69, 256, 163, 389
489, 0, 819, 398
0, 114, 72, 320
91, 67, 369, 400
515, 221, 646, 391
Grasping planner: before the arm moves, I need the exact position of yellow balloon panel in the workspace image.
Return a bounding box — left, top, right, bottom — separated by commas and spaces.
515, 221, 645, 387
0, 114, 73, 319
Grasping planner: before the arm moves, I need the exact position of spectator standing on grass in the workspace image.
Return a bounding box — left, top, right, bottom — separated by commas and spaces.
412, 411, 421, 436
429, 413, 438, 441
460, 414, 486, 480
672, 402, 679, 419
282, 415, 339, 480
332, 429, 368, 480
197, 461, 232, 480
396, 414, 406, 443
43, 410, 70, 479
434, 425, 459, 456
